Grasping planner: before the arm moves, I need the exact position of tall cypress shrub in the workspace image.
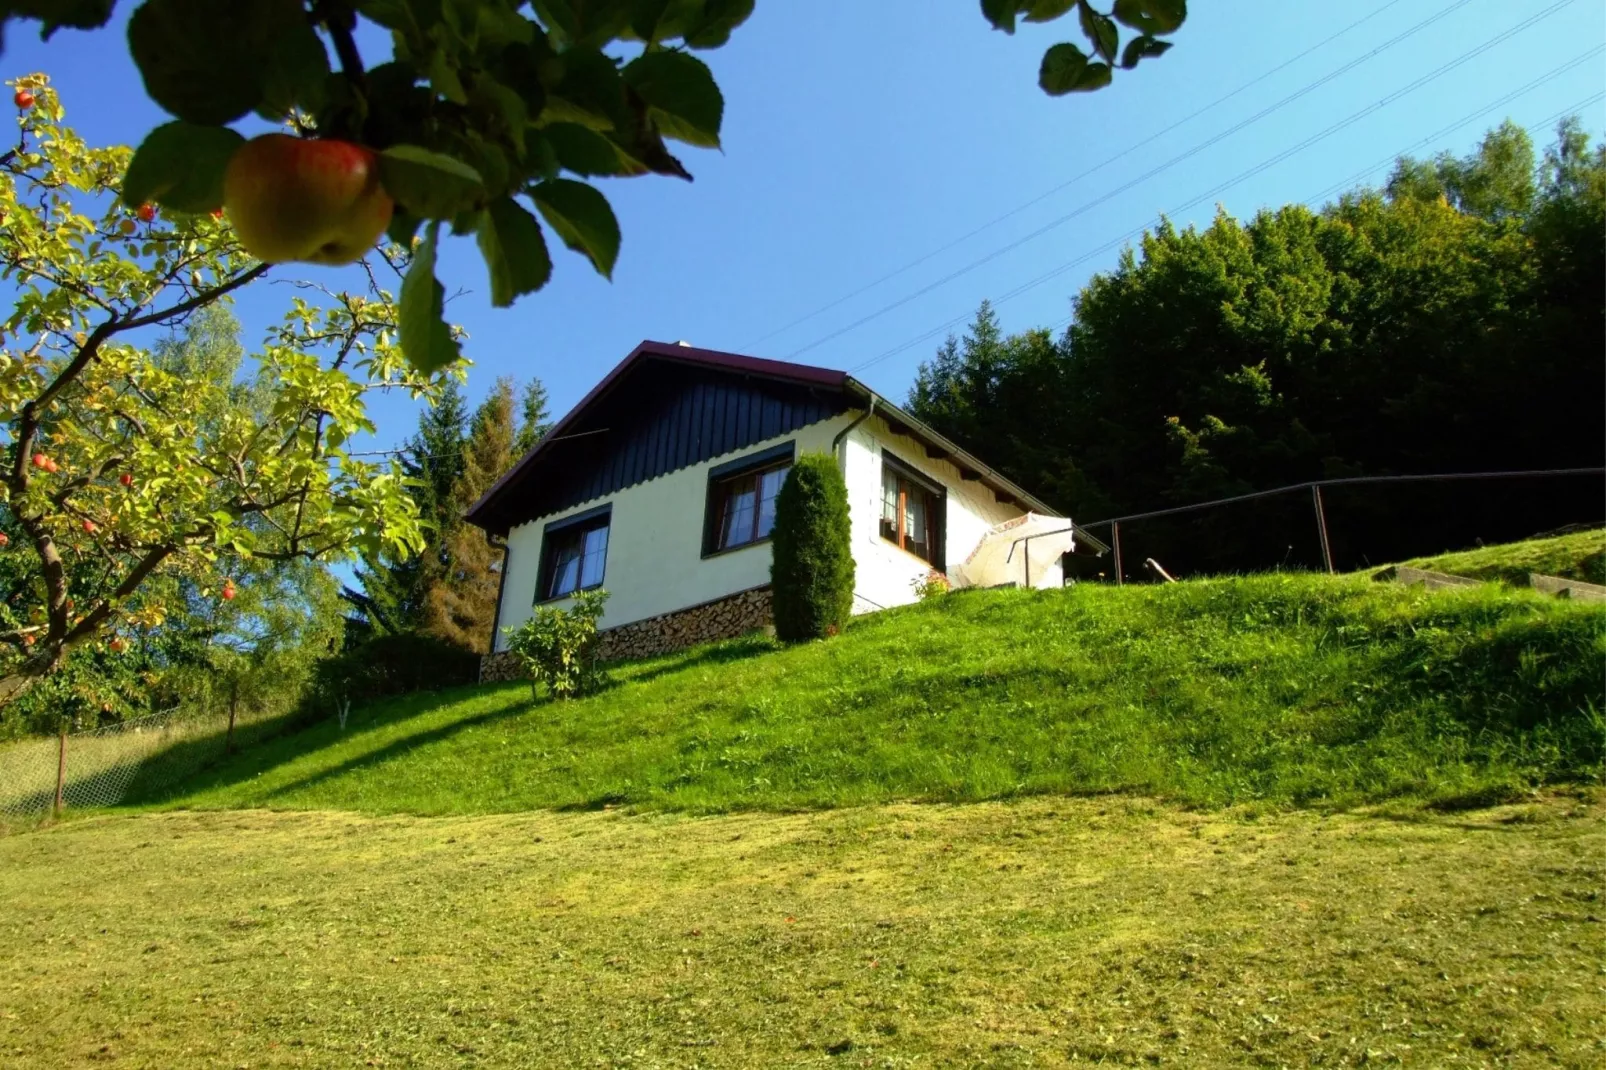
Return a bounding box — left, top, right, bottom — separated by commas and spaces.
770, 453, 855, 641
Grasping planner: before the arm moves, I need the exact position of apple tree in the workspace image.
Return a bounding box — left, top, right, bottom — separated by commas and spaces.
0, 77, 450, 706
0, 1, 1186, 374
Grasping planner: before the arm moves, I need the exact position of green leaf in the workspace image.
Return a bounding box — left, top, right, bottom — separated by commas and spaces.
531, 179, 620, 278
386, 209, 422, 246
622, 50, 722, 148
398, 222, 461, 374
256, 10, 330, 119
127, 0, 319, 125
628, 0, 676, 42
1112, 0, 1185, 35
1077, 4, 1119, 64
544, 46, 631, 132
981, 0, 1021, 33
1120, 33, 1172, 69
121, 121, 244, 213
1022, 1, 1076, 22
1039, 42, 1111, 95
477, 197, 553, 307
378, 145, 486, 220
542, 122, 644, 177
2, 0, 115, 37
682, 0, 755, 49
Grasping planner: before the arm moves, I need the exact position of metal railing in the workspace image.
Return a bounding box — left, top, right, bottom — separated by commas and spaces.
1006, 466, 1605, 585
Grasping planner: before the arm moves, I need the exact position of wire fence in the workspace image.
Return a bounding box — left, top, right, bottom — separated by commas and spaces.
0, 705, 245, 819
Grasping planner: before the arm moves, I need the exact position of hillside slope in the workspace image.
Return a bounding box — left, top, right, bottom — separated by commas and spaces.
143, 564, 1605, 816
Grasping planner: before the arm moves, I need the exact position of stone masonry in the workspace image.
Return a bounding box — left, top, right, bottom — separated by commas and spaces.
480, 586, 773, 683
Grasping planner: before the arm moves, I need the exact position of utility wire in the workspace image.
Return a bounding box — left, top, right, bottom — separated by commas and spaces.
787, 0, 1580, 363
845, 42, 1605, 376
738, 0, 1424, 351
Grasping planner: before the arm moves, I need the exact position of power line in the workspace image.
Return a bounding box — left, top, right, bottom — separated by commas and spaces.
737, 0, 1423, 352
845, 44, 1605, 377
787, 0, 1580, 364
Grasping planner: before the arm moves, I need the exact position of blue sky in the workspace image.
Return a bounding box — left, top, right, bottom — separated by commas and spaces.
6, 0, 1604, 449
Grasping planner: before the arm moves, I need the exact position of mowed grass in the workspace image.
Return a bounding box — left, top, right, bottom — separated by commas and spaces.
2, 794, 1602, 1067
142, 566, 1606, 817
1405, 528, 1606, 586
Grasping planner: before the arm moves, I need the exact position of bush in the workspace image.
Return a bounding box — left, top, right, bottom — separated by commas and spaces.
310, 632, 480, 713
503, 589, 609, 700
771, 453, 855, 642
912, 569, 951, 601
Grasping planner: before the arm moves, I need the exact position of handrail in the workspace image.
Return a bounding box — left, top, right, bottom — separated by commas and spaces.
1004, 466, 1605, 585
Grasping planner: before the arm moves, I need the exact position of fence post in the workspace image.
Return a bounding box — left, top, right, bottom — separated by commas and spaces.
1312, 485, 1335, 574
225, 680, 238, 756
53, 723, 67, 816
1112, 521, 1124, 586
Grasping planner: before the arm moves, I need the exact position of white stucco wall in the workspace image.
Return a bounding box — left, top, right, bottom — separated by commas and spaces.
492, 409, 1057, 650
495, 415, 852, 649
838, 415, 1044, 612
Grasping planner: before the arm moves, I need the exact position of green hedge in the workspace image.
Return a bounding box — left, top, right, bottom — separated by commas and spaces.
770, 453, 855, 641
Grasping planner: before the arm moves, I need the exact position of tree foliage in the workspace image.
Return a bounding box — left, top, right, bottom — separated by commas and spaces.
341, 372, 545, 651
909, 118, 1606, 575
770, 453, 854, 642
419, 375, 516, 652
0, 1, 1184, 372
0, 78, 450, 705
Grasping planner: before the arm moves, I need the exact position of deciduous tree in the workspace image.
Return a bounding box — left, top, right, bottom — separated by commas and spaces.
0, 79, 450, 705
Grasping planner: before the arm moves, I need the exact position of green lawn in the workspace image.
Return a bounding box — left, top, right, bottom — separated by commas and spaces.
1404, 528, 1606, 586
2, 793, 1601, 1067
139, 569, 1604, 816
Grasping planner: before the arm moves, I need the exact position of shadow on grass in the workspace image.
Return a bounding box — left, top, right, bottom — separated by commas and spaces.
604, 633, 779, 691
127, 683, 522, 807
248, 691, 532, 805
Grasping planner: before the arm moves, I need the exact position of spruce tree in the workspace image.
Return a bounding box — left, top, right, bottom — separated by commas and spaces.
421, 379, 518, 652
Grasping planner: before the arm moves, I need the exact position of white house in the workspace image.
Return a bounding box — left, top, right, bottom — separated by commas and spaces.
467, 341, 1103, 670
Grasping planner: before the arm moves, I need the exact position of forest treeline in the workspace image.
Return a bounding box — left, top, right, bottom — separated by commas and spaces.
908, 119, 1605, 575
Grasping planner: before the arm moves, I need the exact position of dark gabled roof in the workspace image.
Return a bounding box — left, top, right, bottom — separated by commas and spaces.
465, 339, 1061, 534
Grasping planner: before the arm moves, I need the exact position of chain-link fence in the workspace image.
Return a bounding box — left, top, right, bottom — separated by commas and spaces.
0, 706, 199, 818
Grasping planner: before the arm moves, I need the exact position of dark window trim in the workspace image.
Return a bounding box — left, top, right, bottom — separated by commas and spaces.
708, 440, 795, 481
536, 503, 612, 604
544, 501, 611, 536
702, 441, 797, 558
879, 449, 946, 570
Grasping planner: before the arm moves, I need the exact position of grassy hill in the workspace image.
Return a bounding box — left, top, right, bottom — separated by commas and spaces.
7, 533, 1603, 1067
140, 537, 1605, 817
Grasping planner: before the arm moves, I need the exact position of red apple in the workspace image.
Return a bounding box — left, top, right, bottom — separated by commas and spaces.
223, 134, 394, 266
136, 203, 156, 223
119, 472, 133, 487
0, 532, 9, 546
31, 453, 47, 469
44, 458, 57, 473
81, 519, 97, 534
221, 581, 237, 602
210, 208, 224, 220
109, 636, 127, 654
14, 89, 33, 110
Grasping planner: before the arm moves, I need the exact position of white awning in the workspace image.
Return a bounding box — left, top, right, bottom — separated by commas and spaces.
953, 513, 1076, 589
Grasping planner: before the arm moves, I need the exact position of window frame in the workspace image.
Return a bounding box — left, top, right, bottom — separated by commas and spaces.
879, 451, 946, 569
702, 441, 796, 558
535, 503, 612, 604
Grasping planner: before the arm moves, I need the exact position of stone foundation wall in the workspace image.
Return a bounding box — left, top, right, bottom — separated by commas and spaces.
479, 586, 773, 683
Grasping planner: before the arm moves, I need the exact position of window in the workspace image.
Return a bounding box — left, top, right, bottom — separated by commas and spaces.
538, 506, 610, 601
880, 455, 943, 566
703, 442, 795, 556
